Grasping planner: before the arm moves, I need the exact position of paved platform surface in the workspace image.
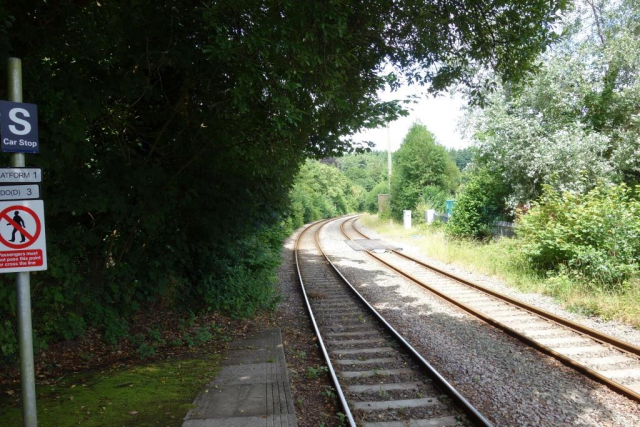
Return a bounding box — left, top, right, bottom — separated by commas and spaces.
182, 328, 298, 427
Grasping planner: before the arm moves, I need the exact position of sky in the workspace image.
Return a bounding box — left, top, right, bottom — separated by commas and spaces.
351, 85, 473, 152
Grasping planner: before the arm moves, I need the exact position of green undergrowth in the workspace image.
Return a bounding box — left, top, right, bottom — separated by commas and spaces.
0, 355, 220, 427
360, 213, 640, 328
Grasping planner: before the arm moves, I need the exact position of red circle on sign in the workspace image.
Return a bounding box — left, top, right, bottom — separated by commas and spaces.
0, 205, 41, 249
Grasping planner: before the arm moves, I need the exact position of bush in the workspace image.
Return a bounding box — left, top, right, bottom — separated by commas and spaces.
288, 160, 361, 227
390, 124, 459, 220
518, 183, 640, 288
364, 181, 390, 214
336, 152, 388, 192
448, 167, 510, 238
421, 185, 448, 212
188, 223, 286, 319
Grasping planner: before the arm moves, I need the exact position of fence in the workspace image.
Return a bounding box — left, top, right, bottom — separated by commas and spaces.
434, 214, 449, 224
491, 221, 515, 237
429, 212, 514, 237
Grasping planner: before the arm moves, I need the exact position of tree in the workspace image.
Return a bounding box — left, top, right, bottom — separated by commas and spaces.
518, 183, 640, 287
363, 180, 391, 214
289, 160, 361, 228
448, 147, 474, 171
0, 0, 566, 354
390, 124, 459, 219
447, 167, 511, 238
464, 0, 640, 205
336, 152, 388, 192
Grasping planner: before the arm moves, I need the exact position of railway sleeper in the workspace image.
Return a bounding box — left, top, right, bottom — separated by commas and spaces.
325, 330, 381, 337
361, 415, 461, 427
347, 382, 426, 393
332, 347, 397, 356
353, 397, 442, 411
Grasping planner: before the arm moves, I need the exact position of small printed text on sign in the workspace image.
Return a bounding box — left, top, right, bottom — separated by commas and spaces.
0, 250, 43, 268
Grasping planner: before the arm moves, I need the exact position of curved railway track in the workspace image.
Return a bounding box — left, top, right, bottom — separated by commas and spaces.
294, 217, 493, 427
341, 216, 640, 403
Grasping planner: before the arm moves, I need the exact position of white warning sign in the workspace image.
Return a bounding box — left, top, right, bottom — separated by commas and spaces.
0, 200, 47, 273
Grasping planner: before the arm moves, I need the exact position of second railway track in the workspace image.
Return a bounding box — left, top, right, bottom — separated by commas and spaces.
295, 217, 492, 427
340, 216, 640, 403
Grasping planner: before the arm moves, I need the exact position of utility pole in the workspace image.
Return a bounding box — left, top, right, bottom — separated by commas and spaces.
387, 126, 393, 226
387, 126, 392, 193
8, 57, 38, 427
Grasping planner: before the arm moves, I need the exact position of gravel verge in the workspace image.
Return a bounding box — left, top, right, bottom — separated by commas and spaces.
321, 218, 640, 427
274, 224, 343, 427
355, 219, 640, 347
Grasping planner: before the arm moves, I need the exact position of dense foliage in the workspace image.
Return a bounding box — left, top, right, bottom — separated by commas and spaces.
336, 152, 388, 192
448, 147, 474, 171
518, 184, 640, 288
288, 160, 362, 228
390, 124, 459, 219
464, 0, 640, 205
335, 151, 391, 214
448, 167, 511, 238
447, 0, 640, 291
0, 0, 564, 359
363, 181, 391, 214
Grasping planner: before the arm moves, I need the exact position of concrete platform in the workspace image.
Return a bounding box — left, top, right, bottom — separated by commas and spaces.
183, 328, 297, 427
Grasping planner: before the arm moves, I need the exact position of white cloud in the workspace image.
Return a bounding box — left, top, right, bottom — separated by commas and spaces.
352, 85, 472, 152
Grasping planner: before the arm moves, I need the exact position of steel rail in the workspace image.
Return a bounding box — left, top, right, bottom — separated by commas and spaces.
342, 216, 640, 403
294, 218, 357, 427
349, 217, 640, 356
316, 217, 494, 427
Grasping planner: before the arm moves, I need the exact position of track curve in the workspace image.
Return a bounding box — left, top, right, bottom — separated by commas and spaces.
342, 216, 640, 403
294, 217, 493, 427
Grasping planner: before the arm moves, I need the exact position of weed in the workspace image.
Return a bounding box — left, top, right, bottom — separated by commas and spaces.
148, 329, 164, 343
183, 332, 196, 348
320, 387, 336, 400
194, 326, 213, 344
306, 365, 329, 380
178, 311, 197, 332
372, 368, 384, 378
77, 351, 93, 362
307, 291, 328, 300
138, 342, 156, 359
336, 412, 348, 426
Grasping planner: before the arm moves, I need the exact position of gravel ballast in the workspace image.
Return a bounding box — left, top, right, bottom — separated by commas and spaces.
275, 224, 343, 427
354, 220, 640, 348
318, 217, 640, 427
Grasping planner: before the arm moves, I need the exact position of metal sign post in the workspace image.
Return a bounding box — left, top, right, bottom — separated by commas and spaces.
8, 57, 38, 427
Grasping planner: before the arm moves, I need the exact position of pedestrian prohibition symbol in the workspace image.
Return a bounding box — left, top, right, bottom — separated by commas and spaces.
0, 200, 47, 272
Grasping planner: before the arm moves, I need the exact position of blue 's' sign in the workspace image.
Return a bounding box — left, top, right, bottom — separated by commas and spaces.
0, 101, 39, 153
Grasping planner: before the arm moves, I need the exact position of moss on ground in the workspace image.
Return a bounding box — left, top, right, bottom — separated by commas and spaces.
0, 355, 220, 426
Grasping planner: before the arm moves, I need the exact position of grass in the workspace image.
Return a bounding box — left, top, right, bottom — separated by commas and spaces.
360, 213, 640, 328
0, 354, 220, 426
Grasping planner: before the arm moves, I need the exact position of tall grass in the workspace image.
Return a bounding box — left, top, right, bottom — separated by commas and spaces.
360, 214, 640, 328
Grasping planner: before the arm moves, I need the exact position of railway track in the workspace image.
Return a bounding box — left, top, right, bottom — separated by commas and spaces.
294, 218, 493, 427
341, 216, 640, 403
